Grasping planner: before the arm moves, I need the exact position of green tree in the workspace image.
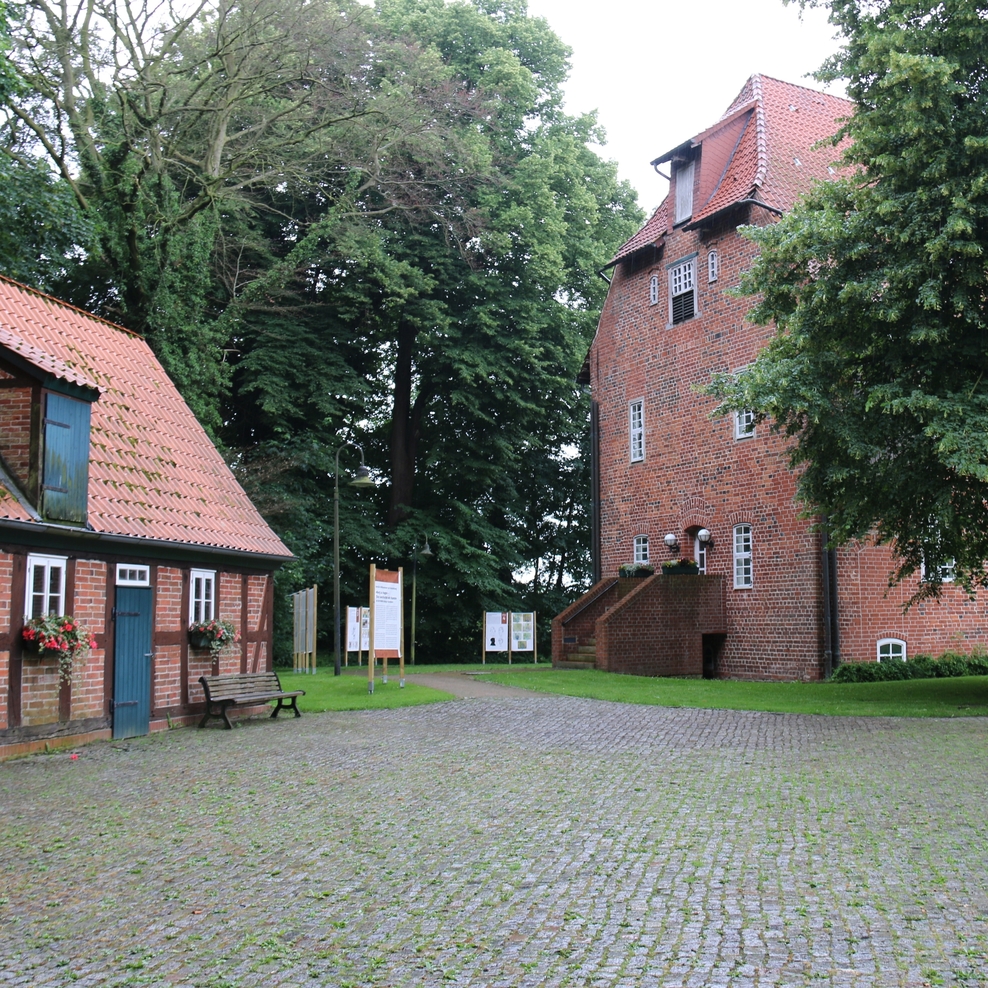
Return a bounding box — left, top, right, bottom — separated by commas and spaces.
226, 0, 641, 660
711, 0, 988, 598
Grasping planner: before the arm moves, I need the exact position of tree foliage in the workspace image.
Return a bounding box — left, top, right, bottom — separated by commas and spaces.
2, 0, 642, 659
711, 0, 988, 599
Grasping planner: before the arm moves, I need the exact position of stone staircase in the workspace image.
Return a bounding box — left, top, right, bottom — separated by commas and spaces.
555, 638, 597, 670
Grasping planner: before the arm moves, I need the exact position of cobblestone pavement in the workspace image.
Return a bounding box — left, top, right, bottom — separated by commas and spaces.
2, 695, 987, 988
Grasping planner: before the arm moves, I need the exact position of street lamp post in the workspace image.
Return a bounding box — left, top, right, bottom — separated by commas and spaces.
410, 539, 433, 666
332, 443, 375, 677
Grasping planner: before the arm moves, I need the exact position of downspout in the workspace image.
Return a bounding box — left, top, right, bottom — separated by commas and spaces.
821, 517, 841, 678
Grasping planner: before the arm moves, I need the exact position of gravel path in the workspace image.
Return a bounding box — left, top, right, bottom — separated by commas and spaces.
1, 693, 986, 987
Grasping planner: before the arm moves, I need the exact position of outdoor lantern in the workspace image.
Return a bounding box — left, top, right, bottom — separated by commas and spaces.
697, 529, 711, 543
663, 533, 679, 550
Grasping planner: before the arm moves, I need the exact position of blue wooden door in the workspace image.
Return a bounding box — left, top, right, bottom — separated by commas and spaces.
113, 586, 153, 739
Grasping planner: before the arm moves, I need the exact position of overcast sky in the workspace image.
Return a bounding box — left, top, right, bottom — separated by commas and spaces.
525, 0, 846, 212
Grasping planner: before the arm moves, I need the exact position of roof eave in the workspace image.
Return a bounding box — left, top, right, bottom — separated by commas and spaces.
0, 517, 295, 567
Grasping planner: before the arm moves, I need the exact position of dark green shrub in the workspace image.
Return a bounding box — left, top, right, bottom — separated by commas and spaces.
831, 650, 988, 683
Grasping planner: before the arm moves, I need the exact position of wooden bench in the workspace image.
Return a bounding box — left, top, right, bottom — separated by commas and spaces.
198, 672, 305, 730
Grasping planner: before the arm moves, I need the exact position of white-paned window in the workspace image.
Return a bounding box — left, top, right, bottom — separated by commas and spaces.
190, 569, 216, 624
694, 534, 708, 575
633, 535, 650, 564
629, 399, 644, 462
649, 273, 659, 306
674, 160, 695, 223
733, 525, 752, 589
735, 409, 756, 439
669, 257, 696, 324
877, 638, 906, 662
116, 564, 150, 586
708, 249, 719, 283
25, 554, 66, 618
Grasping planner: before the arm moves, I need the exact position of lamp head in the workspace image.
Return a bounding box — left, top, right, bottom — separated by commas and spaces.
697, 528, 711, 544
349, 464, 375, 489
420, 538, 434, 559
663, 533, 679, 550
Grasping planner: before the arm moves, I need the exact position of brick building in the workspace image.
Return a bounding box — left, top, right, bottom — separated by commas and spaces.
553, 75, 988, 680
0, 276, 292, 758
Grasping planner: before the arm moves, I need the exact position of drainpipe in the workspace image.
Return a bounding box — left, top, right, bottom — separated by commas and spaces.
821, 518, 841, 678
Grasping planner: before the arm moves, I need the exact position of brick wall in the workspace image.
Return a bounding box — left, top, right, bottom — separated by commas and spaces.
20, 658, 60, 726
217, 572, 243, 675
153, 643, 182, 709
587, 204, 988, 679
71, 559, 106, 719
155, 567, 184, 631
0, 386, 33, 489
595, 575, 726, 677
0, 552, 9, 730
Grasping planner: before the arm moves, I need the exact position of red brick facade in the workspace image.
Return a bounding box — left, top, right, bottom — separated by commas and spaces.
0, 545, 277, 756
554, 76, 988, 679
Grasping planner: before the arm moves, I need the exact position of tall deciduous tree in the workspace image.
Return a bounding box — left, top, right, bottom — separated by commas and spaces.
711, 0, 988, 598
226, 0, 641, 659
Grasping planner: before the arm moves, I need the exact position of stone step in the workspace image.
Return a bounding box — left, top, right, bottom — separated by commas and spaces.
554, 658, 596, 670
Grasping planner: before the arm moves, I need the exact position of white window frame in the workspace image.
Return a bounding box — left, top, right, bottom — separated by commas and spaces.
649, 273, 659, 306
734, 409, 756, 440
674, 160, 695, 224
707, 249, 719, 283
25, 554, 67, 619
694, 534, 708, 575
629, 399, 645, 463
116, 564, 150, 587
190, 568, 217, 624
669, 256, 696, 325
877, 638, 906, 662
733, 525, 753, 589
633, 535, 650, 565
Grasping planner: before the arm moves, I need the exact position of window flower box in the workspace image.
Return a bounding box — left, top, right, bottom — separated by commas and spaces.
188, 620, 240, 655
21, 615, 96, 682
662, 559, 700, 575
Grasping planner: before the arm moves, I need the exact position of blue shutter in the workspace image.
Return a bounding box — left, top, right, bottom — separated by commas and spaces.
42, 393, 91, 523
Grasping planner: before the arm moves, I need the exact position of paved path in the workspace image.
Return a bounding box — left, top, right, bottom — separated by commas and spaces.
2, 695, 987, 987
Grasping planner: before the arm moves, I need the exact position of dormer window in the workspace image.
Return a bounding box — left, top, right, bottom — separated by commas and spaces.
42, 392, 91, 524
674, 160, 695, 224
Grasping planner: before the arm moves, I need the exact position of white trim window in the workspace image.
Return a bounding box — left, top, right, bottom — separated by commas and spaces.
116, 564, 150, 587
694, 534, 708, 575
733, 525, 753, 589
633, 535, 650, 565
707, 249, 719, 283
190, 569, 216, 624
735, 408, 756, 439
649, 273, 659, 306
25, 554, 67, 618
669, 257, 696, 324
674, 160, 695, 224
629, 399, 645, 462
877, 638, 906, 662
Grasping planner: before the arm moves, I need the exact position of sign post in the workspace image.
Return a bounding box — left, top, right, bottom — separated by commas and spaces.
369, 565, 403, 691
484, 611, 537, 664
292, 586, 317, 673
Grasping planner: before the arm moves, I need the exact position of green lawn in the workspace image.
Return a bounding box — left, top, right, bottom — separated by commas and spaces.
476, 667, 988, 717
278, 669, 454, 712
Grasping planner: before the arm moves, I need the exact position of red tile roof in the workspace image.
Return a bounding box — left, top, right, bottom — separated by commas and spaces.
610, 74, 853, 261
0, 277, 292, 559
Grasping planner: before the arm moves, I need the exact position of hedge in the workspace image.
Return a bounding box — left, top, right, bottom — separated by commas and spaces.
831, 650, 988, 683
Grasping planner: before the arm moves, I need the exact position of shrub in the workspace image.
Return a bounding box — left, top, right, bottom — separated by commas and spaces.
831, 650, 988, 683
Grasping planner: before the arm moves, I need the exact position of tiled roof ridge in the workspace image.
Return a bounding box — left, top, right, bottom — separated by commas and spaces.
0, 274, 143, 340
751, 74, 769, 197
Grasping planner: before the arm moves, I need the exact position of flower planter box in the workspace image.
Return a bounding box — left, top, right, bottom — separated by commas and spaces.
663, 563, 700, 576
189, 633, 213, 651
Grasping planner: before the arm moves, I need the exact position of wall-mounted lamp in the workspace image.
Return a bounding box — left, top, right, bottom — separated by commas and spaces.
697, 528, 712, 545
663, 533, 679, 551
